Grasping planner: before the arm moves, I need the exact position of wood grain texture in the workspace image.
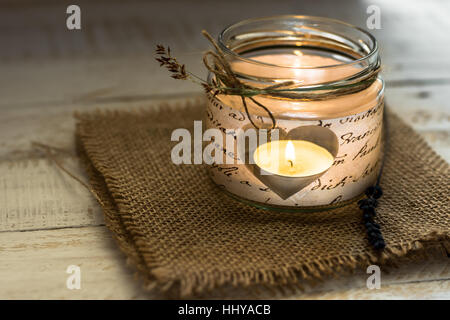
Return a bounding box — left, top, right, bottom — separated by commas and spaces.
1, 0, 450, 107
0, 0, 449, 299
0, 227, 148, 299
0, 226, 448, 299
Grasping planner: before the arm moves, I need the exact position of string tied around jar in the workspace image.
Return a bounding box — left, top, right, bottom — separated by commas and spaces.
200, 30, 381, 130
155, 30, 381, 130
201, 30, 287, 130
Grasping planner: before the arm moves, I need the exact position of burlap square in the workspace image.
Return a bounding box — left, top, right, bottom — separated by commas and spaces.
75, 100, 449, 297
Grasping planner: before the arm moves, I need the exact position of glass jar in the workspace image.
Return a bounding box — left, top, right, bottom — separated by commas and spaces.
205, 15, 384, 211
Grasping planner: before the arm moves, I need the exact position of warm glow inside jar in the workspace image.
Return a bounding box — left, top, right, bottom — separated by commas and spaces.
205, 15, 384, 211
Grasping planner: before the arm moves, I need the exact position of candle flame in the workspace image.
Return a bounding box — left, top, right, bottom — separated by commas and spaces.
285, 140, 295, 165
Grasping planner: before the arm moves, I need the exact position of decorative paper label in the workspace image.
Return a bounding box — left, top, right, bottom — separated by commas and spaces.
205, 95, 384, 207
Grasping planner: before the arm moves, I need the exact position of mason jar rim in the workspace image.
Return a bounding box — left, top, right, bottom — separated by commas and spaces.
217, 15, 379, 70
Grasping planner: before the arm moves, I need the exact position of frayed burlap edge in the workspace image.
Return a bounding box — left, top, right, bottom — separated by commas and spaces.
75, 100, 449, 298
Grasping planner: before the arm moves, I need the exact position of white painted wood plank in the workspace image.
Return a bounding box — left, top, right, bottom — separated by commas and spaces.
0, 226, 448, 299
1, 0, 448, 64
0, 56, 202, 107
1, 0, 450, 107
0, 95, 200, 232
294, 280, 450, 300
0, 157, 103, 232
0, 227, 150, 299
385, 85, 450, 160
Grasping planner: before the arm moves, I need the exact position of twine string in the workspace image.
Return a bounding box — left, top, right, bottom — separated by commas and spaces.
202, 30, 280, 129
200, 30, 380, 129
32, 141, 105, 207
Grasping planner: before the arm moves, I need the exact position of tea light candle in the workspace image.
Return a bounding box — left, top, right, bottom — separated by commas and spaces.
253, 140, 334, 177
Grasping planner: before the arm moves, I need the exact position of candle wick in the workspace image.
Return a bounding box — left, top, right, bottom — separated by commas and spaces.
288, 160, 293, 168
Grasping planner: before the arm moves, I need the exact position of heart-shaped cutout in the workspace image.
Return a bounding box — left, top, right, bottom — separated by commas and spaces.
238, 124, 339, 200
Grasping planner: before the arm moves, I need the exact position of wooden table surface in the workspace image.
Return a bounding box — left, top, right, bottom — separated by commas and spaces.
0, 0, 449, 299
